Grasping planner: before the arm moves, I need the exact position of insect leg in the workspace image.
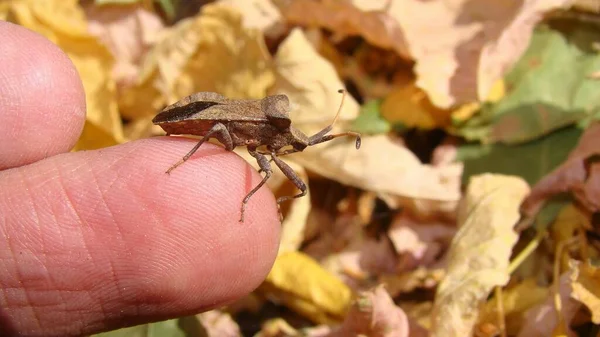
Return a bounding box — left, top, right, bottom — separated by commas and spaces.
240, 149, 273, 223
270, 152, 307, 218
165, 122, 232, 174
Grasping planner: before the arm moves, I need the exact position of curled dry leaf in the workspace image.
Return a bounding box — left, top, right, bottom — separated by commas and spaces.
83, 2, 164, 89
521, 122, 600, 217
5, 0, 123, 149
196, 310, 242, 337
517, 267, 581, 337
292, 134, 463, 218
326, 285, 409, 337
431, 174, 530, 337
279, 0, 572, 108
119, 3, 274, 119
570, 260, 600, 324
263, 251, 353, 324
269, 28, 360, 136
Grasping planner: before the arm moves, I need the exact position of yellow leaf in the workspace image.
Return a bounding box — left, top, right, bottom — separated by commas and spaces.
431, 174, 530, 337
72, 120, 120, 151
451, 79, 506, 124
6, 0, 122, 147
120, 3, 274, 119
380, 82, 452, 129
218, 0, 283, 35
269, 28, 359, 136
570, 260, 600, 324
263, 251, 352, 324
478, 278, 549, 335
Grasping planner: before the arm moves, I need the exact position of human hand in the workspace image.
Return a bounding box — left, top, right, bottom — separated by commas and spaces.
0, 21, 280, 337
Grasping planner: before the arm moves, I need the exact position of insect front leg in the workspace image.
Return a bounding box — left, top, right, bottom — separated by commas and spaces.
166, 122, 233, 174
270, 152, 307, 219
240, 149, 273, 223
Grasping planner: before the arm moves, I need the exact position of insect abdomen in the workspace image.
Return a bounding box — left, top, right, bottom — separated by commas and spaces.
156, 119, 216, 136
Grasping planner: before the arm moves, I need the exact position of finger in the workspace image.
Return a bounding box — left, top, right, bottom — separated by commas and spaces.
0, 138, 281, 337
0, 21, 86, 170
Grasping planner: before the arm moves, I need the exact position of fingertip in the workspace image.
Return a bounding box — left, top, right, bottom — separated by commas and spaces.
0, 21, 86, 169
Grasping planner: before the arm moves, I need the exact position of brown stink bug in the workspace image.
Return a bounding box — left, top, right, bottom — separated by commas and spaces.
152, 89, 361, 222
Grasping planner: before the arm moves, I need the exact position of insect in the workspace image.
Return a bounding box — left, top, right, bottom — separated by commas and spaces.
152, 89, 361, 222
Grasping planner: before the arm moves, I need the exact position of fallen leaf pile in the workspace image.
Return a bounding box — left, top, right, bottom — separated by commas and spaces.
5, 0, 600, 336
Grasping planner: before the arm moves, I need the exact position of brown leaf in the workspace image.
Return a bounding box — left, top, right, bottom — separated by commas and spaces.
279, 0, 571, 108
328, 285, 410, 337
521, 122, 600, 217
387, 213, 456, 270
431, 174, 530, 337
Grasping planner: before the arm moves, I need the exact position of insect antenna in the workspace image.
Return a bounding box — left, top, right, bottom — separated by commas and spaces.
307, 89, 361, 149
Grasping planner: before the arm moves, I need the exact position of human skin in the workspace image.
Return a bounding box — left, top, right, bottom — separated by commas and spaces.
0, 21, 280, 337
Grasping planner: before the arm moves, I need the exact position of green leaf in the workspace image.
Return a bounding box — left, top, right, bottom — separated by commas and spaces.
456, 25, 600, 145
457, 125, 582, 186
93, 319, 186, 337
351, 99, 391, 135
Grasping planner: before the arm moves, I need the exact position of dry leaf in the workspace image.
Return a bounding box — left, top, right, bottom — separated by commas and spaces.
263, 251, 353, 324
478, 278, 549, 336
380, 82, 452, 129
83, 2, 164, 88
431, 174, 530, 337
387, 213, 456, 270
381, 267, 446, 298
196, 310, 242, 337
279, 0, 411, 59
320, 235, 398, 288
218, 0, 284, 36
570, 260, 600, 324
6, 0, 123, 148
119, 3, 274, 119
325, 285, 409, 337
292, 134, 463, 218
269, 28, 359, 136
279, 0, 571, 108
517, 268, 581, 337
521, 122, 600, 217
